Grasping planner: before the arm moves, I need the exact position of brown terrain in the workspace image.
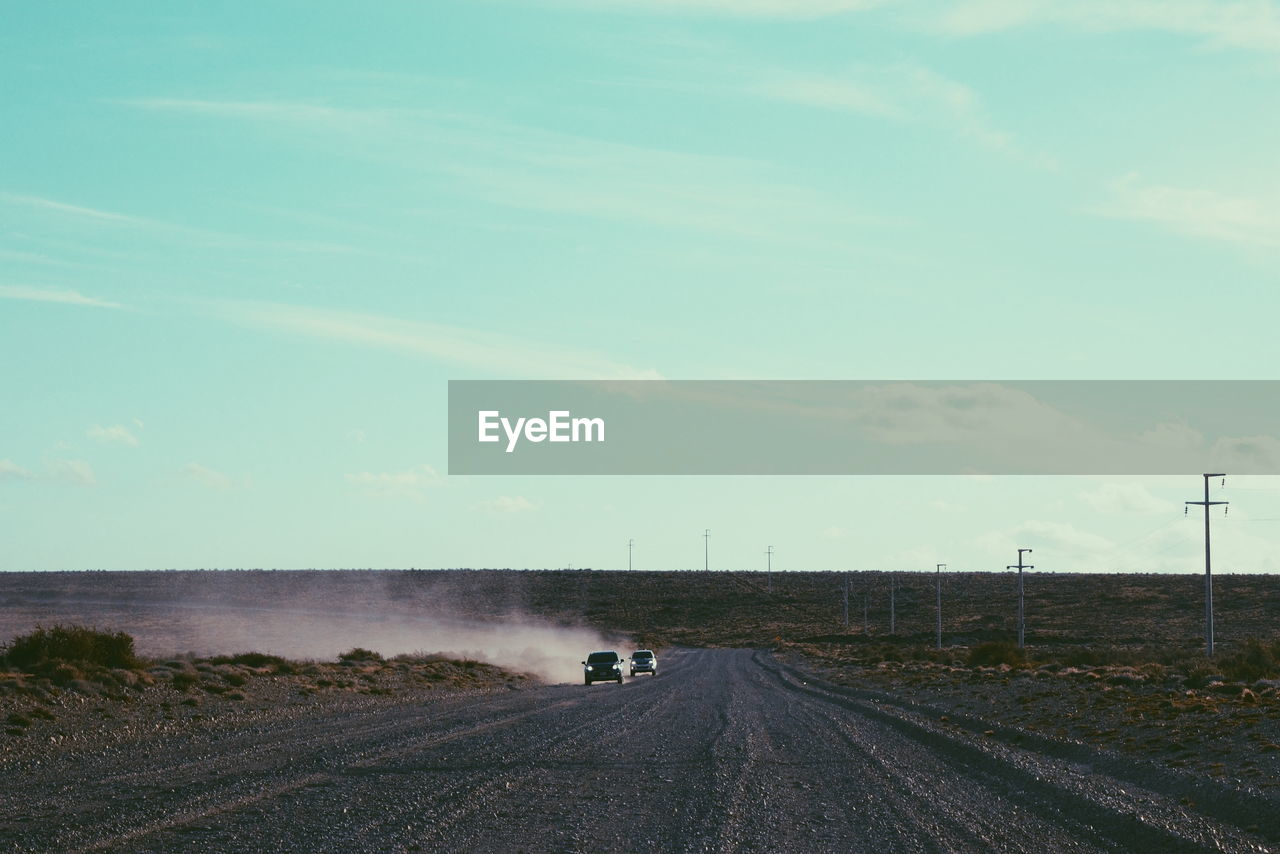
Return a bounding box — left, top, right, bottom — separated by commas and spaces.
1, 568, 1278, 852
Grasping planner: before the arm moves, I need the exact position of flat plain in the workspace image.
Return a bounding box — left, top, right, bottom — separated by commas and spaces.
2, 569, 1278, 852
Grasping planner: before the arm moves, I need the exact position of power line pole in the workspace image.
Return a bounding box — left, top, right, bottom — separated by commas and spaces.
628, 538, 634, 572
766, 545, 774, 592
1008, 548, 1033, 649
703, 529, 710, 572
935, 564, 945, 650
1186, 473, 1227, 656
890, 572, 896, 635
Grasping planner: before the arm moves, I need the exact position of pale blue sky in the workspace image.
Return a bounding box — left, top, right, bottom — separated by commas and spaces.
4, 1, 1280, 574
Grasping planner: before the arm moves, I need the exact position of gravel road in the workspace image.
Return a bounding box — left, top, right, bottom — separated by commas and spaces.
3, 648, 1275, 853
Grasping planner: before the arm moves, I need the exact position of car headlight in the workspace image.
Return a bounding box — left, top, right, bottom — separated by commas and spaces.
613, 663, 621, 670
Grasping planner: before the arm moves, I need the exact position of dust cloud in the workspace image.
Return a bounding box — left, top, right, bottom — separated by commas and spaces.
0, 571, 629, 684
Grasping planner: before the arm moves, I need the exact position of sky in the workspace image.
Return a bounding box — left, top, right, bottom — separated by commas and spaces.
4, 1, 1280, 574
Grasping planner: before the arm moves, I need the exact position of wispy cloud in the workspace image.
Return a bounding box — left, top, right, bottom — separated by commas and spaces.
1097, 174, 1280, 247
0, 192, 142, 224
181, 462, 237, 490
87, 424, 140, 446
1, 190, 373, 261
753, 73, 900, 117
0, 460, 35, 481
560, 0, 885, 17
120, 98, 887, 246
1080, 482, 1174, 515
221, 300, 661, 380
346, 464, 442, 501
976, 519, 1116, 565
0, 284, 122, 309
927, 0, 1280, 53
751, 64, 1050, 164
473, 495, 539, 513
50, 459, 96, 486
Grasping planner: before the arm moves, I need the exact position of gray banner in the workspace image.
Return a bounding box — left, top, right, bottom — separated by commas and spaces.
447, 380, 1280, 475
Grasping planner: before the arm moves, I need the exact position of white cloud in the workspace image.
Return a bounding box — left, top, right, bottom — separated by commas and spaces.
347, 428, 367, 445
565, 0, 885, 17
752, 73, 900, 117
87, 424, 140, 446
749, 64, 1051, 164
0, 459, 34, 481
1138, 421, 1204, 450
1080, 482, 1175, 515
182, 462, 236, 490
122, 99, 885, 249
223, 300, 661, 380
0, 192, 141, 224
1097, 175, 1280, 247
2, 190, 370, 260
820, 525, 847, 539
976, 519, 1116, 563
50, 459, 96, 486
1210, 435, 1280, 471
0, 284, 122, 309
474, 495, 539, 513
346, 464, 441, 500
752, 65, 1034, 160
928, 0, 1280, 53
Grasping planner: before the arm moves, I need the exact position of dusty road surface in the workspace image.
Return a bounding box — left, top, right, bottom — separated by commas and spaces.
3, 648, 1276, 853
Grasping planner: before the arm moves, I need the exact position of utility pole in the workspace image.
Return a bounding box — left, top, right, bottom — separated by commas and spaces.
842, 575, 849, 628
1008, 549, 1033, 649
935, 564, 945, 650
628, 538, 634, 572
766, 545, 774, 593
703, 529, 710, 572
890, 572, 896, 635
1186, 473, 1227, 656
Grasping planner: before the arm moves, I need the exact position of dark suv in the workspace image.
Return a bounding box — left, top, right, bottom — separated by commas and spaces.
582, 650, 624, 685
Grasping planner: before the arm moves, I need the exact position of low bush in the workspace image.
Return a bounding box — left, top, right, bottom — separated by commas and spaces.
208, 652, 289, 669
1219, 638, 1280, 683
339, 647, 383, 663
967, 641, 1026, 667
171, 672, 198, 691
2, 626, 140, 672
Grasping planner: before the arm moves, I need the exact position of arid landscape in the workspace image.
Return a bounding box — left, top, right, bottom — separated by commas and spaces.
2, 569, 1279, 852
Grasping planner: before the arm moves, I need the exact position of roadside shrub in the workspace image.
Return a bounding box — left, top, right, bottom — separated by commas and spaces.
1220, 638, 1280, 683
208, 652, 289, 669
1184, 665, 1219, 689
967, 641, 1026, 668
171, 672, 198, 691
2, 626, 140, 672
1061, 646, 1114, 667
339, 648, 383, 663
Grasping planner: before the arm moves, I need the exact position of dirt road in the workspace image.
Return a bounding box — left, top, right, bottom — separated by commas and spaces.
3, 648, 1275, 853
